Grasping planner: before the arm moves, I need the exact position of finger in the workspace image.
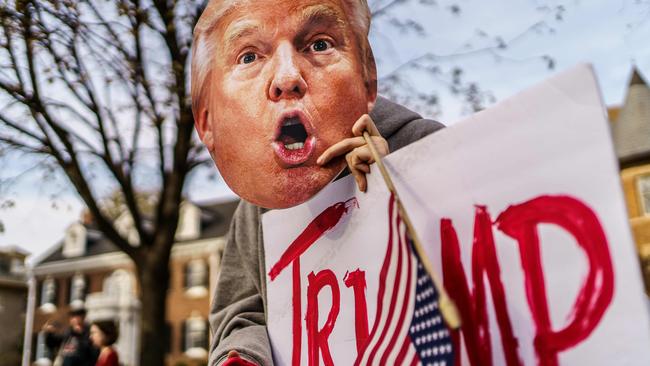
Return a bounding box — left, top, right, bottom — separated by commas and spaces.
349, 145, 384, 167
352, 114, 381, 137
374, 137, 389, 156
355, 163, 370, 174
364, 136, 389, 158
352, 146, 375, 164
346, 153, 368, 192
228, 350, 241, 359
348, 143, 387, 171
349, 163, 367, 192
317, 136, 366, 165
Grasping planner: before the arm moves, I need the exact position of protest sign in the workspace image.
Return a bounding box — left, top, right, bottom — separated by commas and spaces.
263, 64, 650, 365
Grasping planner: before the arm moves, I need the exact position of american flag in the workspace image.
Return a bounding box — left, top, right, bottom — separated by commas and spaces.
355, 194, 455, 366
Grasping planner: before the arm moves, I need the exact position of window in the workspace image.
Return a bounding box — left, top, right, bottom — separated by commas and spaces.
39, 277, 57, 312
63, 223, 86, 257
183, 315, 208, 359
176, 202, 201, 240
638, 175, 650, 215
69, 273, 86, 308
103, 269, 134, 298
0, 257, 10, 274
11, 257, 25, 275
184, 259, 208, 298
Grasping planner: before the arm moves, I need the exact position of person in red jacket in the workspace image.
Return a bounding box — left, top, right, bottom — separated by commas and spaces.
89, 320, 119, 366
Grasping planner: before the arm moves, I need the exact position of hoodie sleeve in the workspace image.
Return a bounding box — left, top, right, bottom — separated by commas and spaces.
209, 201, 272, 366
370, 96, 445, 152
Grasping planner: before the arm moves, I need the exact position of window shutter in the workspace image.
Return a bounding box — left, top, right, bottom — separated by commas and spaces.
31, 334, 38, 361
164, 322, 172, 355
202, 319, 209, 350
66, 276, 73, 305
35, 280, 41, 306
52, 279, 59, 306
181, 321, 187, 352
184, 263, 190, 289
82, 274, 88, 301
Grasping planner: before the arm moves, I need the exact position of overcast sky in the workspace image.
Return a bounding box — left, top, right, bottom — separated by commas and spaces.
1, 0, 649, 259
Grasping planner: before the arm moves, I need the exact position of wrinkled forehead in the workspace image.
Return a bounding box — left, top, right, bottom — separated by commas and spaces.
197, 0, 349, 42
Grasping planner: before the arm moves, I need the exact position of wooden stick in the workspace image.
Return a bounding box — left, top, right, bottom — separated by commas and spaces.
363, 131, 461, 329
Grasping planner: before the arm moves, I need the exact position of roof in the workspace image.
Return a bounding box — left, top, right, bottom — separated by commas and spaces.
197, 199, 240, 238
0, 276, 28, 289
35, 199, 240, 266
0, 245, 30, 258
611, 68, 650, 165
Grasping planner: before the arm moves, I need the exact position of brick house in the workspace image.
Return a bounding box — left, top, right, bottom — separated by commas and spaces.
24, 199, 238, 366
609, 67, 650, 294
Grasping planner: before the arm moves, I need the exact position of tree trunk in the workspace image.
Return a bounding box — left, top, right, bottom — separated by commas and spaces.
138, 259, 171, 366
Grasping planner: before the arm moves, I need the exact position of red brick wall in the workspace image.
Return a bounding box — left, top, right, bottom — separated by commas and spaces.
166, 255, 211, 366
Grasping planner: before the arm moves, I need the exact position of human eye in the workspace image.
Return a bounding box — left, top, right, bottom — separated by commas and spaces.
238, 51, 258, 64
309, 38, 333, 53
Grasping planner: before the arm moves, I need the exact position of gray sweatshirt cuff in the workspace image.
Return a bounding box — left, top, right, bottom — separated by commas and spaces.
210, 325, 273, 366
215, 351, 261, 366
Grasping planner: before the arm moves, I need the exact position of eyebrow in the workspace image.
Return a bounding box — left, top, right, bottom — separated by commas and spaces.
295, 4, 347, 40
222, 20, 262, 52
221, 4, 347, 53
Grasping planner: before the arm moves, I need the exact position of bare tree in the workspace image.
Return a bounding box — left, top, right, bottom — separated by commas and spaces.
0, 1, 206, 365
369, 0, 563, 116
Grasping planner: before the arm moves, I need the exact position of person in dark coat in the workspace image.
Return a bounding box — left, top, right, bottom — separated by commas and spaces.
44, 308, 99, 366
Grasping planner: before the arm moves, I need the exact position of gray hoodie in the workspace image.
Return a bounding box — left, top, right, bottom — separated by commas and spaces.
209, 96, 444, 365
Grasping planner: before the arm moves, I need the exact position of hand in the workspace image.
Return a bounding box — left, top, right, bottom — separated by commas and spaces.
42, 321, 56, 333
317, 114, 389, 192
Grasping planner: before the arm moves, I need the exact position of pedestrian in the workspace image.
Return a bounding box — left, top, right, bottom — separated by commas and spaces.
44, 308, 98, 366
89, 320, 119, 366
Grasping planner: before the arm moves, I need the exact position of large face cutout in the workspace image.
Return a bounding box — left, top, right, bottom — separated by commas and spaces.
197, 0, 376, 209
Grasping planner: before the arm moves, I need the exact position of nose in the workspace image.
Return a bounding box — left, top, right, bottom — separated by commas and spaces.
268, 43, 307, 101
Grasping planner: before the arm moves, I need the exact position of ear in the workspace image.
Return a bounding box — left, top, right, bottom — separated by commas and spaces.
194, 106, 214, 152
366, 80, 377, 113
365, 46, 378, 113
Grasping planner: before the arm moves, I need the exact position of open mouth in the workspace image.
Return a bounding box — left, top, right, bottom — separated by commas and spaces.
272, 111, 316, 166
278, 118, 308, 150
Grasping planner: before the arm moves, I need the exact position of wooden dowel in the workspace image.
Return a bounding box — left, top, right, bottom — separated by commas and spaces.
363, 131, 461, 329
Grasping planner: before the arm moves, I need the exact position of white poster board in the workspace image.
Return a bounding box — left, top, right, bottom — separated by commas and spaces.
262, 65, 650, 365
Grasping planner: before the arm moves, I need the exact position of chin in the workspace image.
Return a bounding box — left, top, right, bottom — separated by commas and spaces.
234, 160, 345, 209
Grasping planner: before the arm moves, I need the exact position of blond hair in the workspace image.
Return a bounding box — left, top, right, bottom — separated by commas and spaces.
190, 0, 376, 119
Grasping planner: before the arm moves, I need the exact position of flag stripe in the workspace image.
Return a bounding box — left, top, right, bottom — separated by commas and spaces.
371, 216, 407, 363
353, 194, 455, 366
366, 201, 405, 365
381, 226, 417, 365
395, 336, 411, 364
409, 353, 419, 366
355, 194, 398, 366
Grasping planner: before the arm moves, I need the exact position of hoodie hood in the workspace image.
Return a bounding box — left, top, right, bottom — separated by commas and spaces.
371, 96, 445, 153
